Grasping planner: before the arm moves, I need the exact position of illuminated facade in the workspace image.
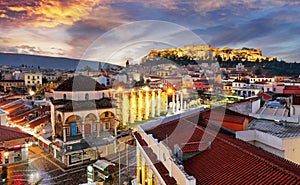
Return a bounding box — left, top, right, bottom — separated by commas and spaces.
114, 88, 168, 125
49, 75, 119, 167
24, 73, 43, 86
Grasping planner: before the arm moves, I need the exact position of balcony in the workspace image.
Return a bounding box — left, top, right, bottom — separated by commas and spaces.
66, 134, 83, 142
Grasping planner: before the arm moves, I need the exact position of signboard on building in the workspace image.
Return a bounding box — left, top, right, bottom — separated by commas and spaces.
87, 165, 94, 183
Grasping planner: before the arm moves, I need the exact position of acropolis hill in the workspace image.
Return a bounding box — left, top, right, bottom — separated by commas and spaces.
143, 45, 275, 63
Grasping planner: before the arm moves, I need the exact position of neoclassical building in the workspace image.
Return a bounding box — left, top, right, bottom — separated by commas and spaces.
50, 75, 118, 167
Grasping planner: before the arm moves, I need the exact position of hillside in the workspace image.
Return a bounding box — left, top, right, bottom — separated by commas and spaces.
0, 53, 122, 71
141, 46, 300, 76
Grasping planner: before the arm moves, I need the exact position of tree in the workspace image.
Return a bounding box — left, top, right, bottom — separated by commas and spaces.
254, 68, 262, 75
1, 165, 7, 180
42, 77, 48, 84
31, 85, 37, 92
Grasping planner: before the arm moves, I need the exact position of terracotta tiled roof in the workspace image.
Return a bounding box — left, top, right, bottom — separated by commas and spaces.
180, 142, 210, 153
55, 75, 107, 91
198, 107, 253, 131
3, 101, 25, 111
257, 93, 273, 101
0, 126, 32, 141
28, 115, 50, 129
145, 115, 300, 184
294, 95, 300, 105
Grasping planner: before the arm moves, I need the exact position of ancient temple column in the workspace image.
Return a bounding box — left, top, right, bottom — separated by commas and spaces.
122, 92, 130, 125
137, 90, 143, 121
176, 93, 179, 113
172, 92, 175, 114
129, 90, 137, 123
156, 90, 161, 116
151, 90, 155, 117
145, 90, 150, 120
180, 91, 183, 112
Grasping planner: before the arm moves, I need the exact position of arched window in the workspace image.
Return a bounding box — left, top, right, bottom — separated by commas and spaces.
85, 93, 89, 100
63, 94, 67, 100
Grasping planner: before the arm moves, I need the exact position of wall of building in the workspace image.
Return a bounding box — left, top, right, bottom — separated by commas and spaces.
24, 73, 43, 86
283, 137, 300, 164
53, 90, 111, 101
237, 130, 300, 165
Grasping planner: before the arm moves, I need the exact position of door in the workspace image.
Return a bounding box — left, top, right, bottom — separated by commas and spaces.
71, 122, 77, 136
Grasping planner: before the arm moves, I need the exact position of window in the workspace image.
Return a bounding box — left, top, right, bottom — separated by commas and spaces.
28, 81, 30, 84
37, 81, 40, 84
63, 94, 67, 100
105, 112, 109, 117
37, 76, 40, 79
66, 127, 70, 136
85, 93, 89, 100
28, 76, 30, 79
273, 88, 276, 92
267, 88, 270, 92
76, 125, 81, 134
105, 122, 110, 130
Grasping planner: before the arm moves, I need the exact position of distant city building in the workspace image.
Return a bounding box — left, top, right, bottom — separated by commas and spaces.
0, 80, 25, 91
24, 73, 42, 86
250, 75, 275, 84
0, 126, 32, 165
44, 74, 59, 82
237, 119, 300, 165
93, 75, 112, 87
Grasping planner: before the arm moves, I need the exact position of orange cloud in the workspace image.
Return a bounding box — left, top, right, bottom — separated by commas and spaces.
2, 0, 101, 28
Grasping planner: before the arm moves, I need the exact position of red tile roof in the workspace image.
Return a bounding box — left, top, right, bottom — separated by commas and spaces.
3, 102, 25, 112
180, 142, 210, 153
0, 126, 32, 142
257, 93, 273, 101
294, 95, 300, 105
283, 86, 300, 95
145, 115, 300, 184
28, 115, 50, 129
199, 107, 253, 131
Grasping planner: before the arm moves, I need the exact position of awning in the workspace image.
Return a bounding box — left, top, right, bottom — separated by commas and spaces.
37, 136, 52, 145
93, 159, 115, 171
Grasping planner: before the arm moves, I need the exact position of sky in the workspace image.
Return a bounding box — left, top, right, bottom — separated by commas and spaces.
0, 0, 300, 64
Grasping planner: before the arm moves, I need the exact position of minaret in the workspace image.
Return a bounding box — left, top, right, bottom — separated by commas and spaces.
126, 60, 130, 68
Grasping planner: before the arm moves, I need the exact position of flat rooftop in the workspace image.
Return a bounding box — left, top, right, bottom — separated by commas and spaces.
249, 119, 300, 138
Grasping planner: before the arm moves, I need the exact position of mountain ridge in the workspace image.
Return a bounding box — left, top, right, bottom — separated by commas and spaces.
0, 52, 121, 70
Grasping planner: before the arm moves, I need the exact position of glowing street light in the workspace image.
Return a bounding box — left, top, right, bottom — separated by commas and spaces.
29, 90, 35, 96
167, 88, 174, 95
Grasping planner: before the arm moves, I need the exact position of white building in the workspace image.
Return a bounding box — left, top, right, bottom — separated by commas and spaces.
0, 108, 8, 126
237, 119, 300, 165
24, 73, 42, 86
93, 75, 112, 87
250, 75, 275, 84
50, 75, 117, 167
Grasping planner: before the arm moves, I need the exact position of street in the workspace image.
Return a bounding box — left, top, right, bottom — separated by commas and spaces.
7, 146, 87, 185
6, 144, 137, 185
